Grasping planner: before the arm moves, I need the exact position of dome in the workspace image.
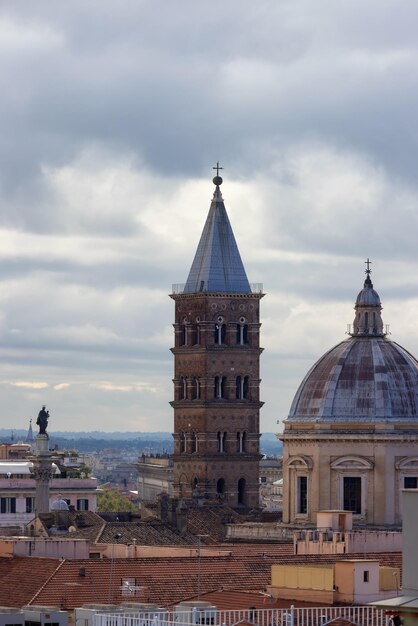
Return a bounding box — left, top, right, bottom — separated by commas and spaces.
355, 285, 381, 307
281, 262, 418, 527
51, 497, 69, 511
289, 336, 418, 421
288, 262, 418, 422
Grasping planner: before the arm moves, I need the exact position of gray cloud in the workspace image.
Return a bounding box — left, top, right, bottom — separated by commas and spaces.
1, 1, 418, 432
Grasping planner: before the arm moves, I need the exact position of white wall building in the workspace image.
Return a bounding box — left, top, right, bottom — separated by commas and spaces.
0, 460, 98, 533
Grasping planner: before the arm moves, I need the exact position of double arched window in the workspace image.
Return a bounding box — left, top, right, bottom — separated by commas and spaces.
214, 376, 226, 399
191, 377, 200, 400
217, 431, 227, 453
181, 377, 187, 400
236, 324, 248, 345
237, 431, 246, 452
236, 376, 249, 399
214, 323, 226, 345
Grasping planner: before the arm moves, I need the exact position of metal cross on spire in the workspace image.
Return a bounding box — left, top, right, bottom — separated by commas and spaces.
365, 258, 372, 275
212, 161, 223, 177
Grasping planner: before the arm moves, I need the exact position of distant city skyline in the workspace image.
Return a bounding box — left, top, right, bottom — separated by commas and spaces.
1, 1, 418, 432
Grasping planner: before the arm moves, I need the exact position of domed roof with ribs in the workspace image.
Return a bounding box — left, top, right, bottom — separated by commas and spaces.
288, 336, 418, 420
287, 263, 418, 422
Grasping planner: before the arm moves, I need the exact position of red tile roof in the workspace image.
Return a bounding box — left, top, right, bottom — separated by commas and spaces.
98, 520, 197, 545
31, 549, 403, 610
0, 557, 63, 607
0, 546, 402, 610
184, 590, 329, 611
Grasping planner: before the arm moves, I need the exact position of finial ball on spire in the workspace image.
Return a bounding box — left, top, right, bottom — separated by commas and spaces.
212, 162, 223, 186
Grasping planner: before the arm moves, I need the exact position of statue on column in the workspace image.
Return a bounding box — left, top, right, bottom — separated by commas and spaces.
36, 406, 49, 435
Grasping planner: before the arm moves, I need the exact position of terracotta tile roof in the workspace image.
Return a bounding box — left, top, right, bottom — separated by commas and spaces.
37, 511, 105, 543
143, 502, 249, 543
222, 543, 294, 558
0, 545, 401, 610
30, 549, 403, 610
185, 590, 328, 611
0, 557, 63, 607
31, 555, 273, 608
97, 520, 198, 546
185, 506, 245, 543
37, 512, 198, 546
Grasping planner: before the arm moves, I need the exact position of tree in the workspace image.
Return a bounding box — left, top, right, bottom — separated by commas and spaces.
68, 464, 92, 478
97, 489, 137, 513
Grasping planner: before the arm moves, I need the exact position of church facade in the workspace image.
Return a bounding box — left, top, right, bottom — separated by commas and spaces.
280, 266, 418, 526
170, 172, 263, 507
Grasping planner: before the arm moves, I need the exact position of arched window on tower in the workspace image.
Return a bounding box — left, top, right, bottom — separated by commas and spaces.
189, 325, 196, 346
236, 376, 242, 399
238, 477, 246, 505
191, 377, 200, 400
181, 324, 188, 346
180, 432, 186, 453
181, 377, 187, 400
217, 431, 226, 453
191, 431, 198, 453
243, 376, 249, 399
217, 478, 225, 497
195, 377, 200, 400
236, 376, 249, 399
215, 376, 226, 399
214, 323, 226, 345
236, 324, 249, 345
237, 431, 246, 452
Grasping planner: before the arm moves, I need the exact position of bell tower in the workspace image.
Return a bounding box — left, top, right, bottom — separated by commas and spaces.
170, 168, 264, 508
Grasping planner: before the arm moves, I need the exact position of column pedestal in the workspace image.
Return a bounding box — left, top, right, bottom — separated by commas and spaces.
31, 434, 53, 515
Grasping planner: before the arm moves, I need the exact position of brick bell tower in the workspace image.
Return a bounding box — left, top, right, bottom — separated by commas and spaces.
170, 167, 264, 508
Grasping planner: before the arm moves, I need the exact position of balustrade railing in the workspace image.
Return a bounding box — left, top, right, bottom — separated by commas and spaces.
171, 283, 264, 295
94, 605, 388, 626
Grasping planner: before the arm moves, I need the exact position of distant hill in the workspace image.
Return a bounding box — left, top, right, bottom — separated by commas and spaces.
0, 430, 282, 456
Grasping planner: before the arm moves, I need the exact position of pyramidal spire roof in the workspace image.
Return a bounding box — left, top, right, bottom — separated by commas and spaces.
184, 172, 251, 294
26, 418, 34, 443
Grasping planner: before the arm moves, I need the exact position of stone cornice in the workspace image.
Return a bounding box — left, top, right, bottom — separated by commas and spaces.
170, 292, 264, 301
171, 452, 263, 462
279, 431, 418, 443
170, 399, 264, 409
171, 346, 263, 355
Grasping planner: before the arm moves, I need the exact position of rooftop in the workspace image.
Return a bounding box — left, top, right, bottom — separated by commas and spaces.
0, 549, 400, 609
182, 176, 251, 294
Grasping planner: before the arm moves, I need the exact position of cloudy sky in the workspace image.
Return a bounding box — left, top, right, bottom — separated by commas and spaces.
1, 0, 418, 433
